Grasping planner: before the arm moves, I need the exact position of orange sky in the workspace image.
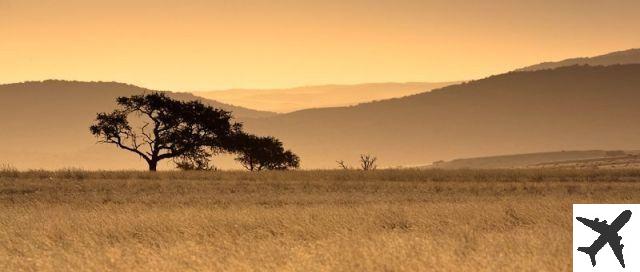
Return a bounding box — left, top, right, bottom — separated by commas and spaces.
1, 0, 639, 91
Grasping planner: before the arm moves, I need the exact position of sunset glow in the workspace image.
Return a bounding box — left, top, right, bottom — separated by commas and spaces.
2, 0, 640, 90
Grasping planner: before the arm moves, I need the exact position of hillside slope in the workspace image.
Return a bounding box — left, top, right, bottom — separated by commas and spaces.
194, 82, 456, 113
518, 48, 640, 71
532, 153, 640, 169
429, 150, 630, 169
244, 65, 640, 168
0, 80, 274, 169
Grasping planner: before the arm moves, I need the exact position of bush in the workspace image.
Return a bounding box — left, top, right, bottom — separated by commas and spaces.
0, 163, 19, 178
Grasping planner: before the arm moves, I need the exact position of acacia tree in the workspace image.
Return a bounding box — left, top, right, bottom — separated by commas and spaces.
90, 93, 240, 171
234, 133, 300, 171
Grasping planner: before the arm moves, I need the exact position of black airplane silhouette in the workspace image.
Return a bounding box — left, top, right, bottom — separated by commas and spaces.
576, 210, 632, 268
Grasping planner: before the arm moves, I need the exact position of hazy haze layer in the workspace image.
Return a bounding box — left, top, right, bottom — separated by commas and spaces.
195, 82, 456, 113
2, 0, 640, 90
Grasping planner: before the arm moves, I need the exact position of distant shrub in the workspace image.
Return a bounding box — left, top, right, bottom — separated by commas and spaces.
336, 154, 378, 170
0, 163, 19, 178
336, 160, 352, 170
174, 153, 216, 171
55, 168, 89, 180
359, 154, 377, 171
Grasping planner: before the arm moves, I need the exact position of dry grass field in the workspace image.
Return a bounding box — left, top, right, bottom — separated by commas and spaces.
2, 168, 640, 271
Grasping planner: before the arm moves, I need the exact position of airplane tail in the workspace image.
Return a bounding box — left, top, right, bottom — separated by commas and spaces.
578, 247, 597, 266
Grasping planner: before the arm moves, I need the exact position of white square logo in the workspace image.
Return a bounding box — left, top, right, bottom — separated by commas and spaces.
574, 204, 640, 271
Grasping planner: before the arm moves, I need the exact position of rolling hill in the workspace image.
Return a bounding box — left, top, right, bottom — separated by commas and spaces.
0, 80, 275, 169
428, 150, 632, 169
531, 153, 640, 169
243, 64, 640, 168
518, 48, 640, 71
194, 82, 456, 113
3, 63, 640, 170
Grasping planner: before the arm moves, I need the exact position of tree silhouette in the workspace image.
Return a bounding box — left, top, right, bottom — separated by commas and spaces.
359, 154, 377, 170
234, 133, 300, 171
336, 160, 351, 170
90, 93, 240, 171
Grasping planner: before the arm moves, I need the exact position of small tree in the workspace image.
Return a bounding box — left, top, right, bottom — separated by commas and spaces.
359, 154, 377, 171
90, 93, 240, 171
336, 160, 351, 170
234, 133, 300, 171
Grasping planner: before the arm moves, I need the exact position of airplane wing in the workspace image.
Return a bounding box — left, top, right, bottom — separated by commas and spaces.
609, 237, 625, 268
576, 217, 609, 233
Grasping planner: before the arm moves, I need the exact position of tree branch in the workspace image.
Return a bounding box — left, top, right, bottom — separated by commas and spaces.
108, 135, 151, 162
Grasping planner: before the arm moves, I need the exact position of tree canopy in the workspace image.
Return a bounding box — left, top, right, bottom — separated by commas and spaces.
234, 133, 300, 171
91, 93, 300, 171
90, 93, 240, 171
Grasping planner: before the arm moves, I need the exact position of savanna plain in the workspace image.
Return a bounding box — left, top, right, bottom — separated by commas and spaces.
2, 168, 640, 271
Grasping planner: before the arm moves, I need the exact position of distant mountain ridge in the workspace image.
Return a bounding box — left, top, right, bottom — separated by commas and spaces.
518, 48, 640, 71
194, 82, 457, 113
0, 80, 276, 118
244, 64, 640, 168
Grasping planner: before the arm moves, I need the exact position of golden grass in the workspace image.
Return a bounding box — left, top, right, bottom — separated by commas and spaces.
2, 169, 640, 271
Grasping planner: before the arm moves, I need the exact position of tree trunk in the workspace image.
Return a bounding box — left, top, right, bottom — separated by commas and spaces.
148, 160, 158, 171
